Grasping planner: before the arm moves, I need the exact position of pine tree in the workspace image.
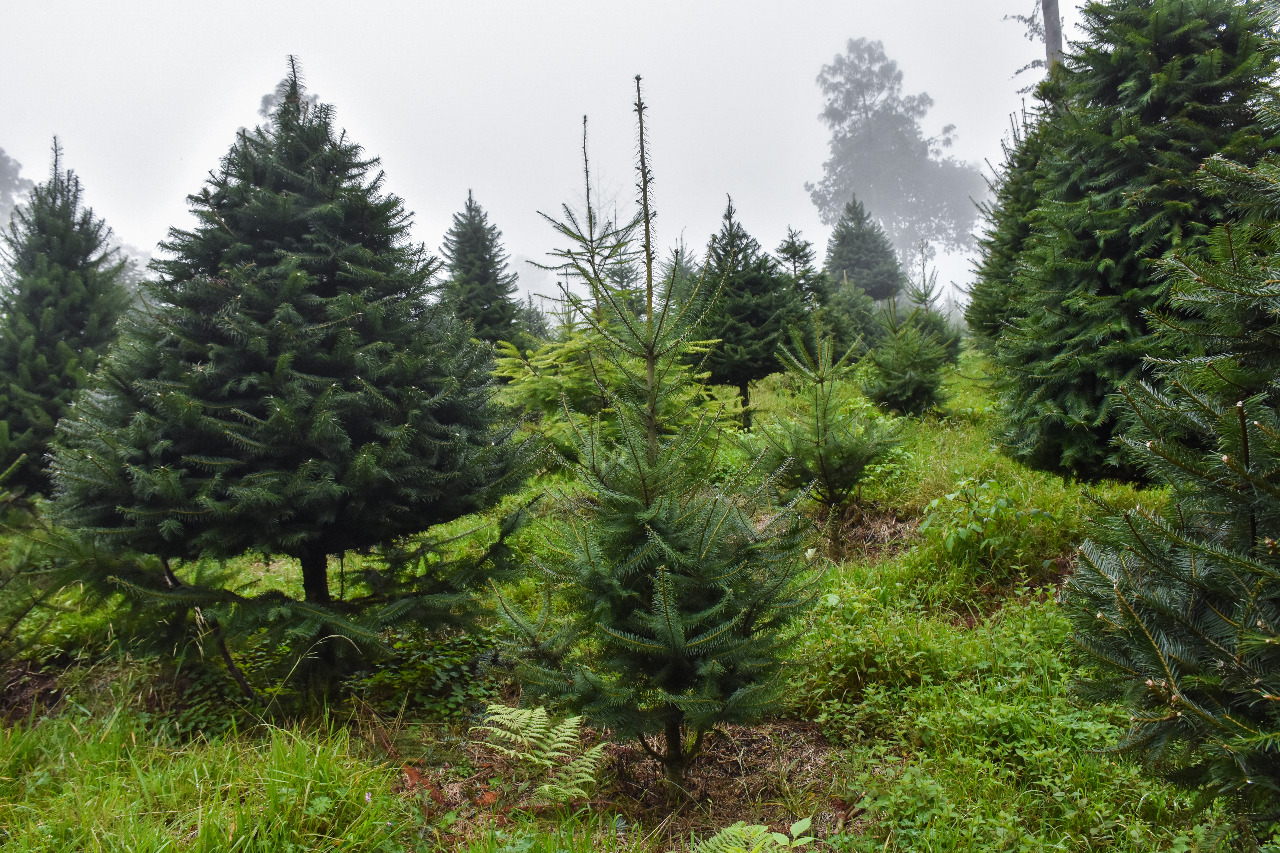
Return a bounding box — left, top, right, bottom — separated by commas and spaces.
0, 141, 129, 496
823, 193, 906, 302
990, 0, 1280, 479
49, 64, 521, 664
701, 200, 806, 425
503, 80, 815, 804
1065, 150, 1280, 824
442, 190, 521, 345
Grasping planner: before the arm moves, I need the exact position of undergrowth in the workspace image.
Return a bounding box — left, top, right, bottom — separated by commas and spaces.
0, 351, 1236, 851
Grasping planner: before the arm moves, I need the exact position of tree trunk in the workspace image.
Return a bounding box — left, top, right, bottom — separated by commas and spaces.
300, 548, 331, 605
662, 715, 687, 805
1042, 0, 1063, 71
739, 381, 752, 431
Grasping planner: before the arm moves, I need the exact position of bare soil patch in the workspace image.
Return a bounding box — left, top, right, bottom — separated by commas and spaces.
379, 717, 855, 851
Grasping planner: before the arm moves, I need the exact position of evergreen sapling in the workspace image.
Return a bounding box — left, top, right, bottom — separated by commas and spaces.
502, 80, 816, 803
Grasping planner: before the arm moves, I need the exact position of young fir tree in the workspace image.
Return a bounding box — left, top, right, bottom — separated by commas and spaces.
755, 322, 899, 526
824, 193, 905, 302
0, 141, 129, 496
861, 297, 948, 417
1065, 150, 1280, 825
991, 0, 1280, 479
49, 64, 520, 664
442, 190, 521, 345
903, 242, 961, 364
503, 80, 814, 803
701, 200, 806, 426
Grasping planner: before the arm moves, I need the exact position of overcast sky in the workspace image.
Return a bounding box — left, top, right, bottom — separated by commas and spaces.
3, 1, 1084, 300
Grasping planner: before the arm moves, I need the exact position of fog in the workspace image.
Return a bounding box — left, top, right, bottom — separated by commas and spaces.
2, 1, 1085, 302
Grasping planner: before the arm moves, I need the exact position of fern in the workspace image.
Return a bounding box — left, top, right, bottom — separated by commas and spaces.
687, 818, 815, 853
473, 704, 605, 804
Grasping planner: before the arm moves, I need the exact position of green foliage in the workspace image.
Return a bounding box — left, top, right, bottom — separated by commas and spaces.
861, 299, 947, 416
0, 141, 129, 496
687, 818, 814, 853
495, 325, 624, 463
474, 704, 605, 804
920, 478, 1057, 589
753, 326, 900, 516
502, 83, 815, 803
823, 194, 904, 301
701, 198, 807, 422
48, 64, 525, 677
345, 627, 499, 720
796, 589, 1223, 852
966, 110, 1047, 352
0, 712, 420, 851
818, 279, 883, 361
1065, 148, 1280, 823
988, 0, 1280, 479
443, 190, 522, 345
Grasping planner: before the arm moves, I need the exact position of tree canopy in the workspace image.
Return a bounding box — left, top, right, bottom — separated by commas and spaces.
807, 38, 985, 258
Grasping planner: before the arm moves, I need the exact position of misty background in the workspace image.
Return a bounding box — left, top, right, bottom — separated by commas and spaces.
1, 0, 1084, 306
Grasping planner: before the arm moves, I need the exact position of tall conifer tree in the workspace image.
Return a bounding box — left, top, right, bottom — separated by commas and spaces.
504, 80, 814, 803
989, 0, 1280, 478
0, 142, 129, 495
441, 191, 521, 344
50, 64, 519, 653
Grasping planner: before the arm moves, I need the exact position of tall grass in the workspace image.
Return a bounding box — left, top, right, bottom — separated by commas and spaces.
0, 711, 421, 852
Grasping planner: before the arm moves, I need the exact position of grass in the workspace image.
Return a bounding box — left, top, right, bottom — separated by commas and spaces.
0, 350, 1243, 851
0, 710, 422, 851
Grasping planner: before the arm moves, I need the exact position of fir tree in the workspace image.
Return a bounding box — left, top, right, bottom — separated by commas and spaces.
442, 190, 521, 345
755, 322, 899, 525
0, 141, 129, 496
516, 293, 551, 345
903, 243, 961, 364
503, 80, 815, 803
49, 64, 521, 665
701, 200, 806, 425
1065, 150, 1280, 825
821, 279, 884, 360
861, 297, 947, 417
775, 228, 828, 307
823, 193, 906, 302
991, 0, 1280, 479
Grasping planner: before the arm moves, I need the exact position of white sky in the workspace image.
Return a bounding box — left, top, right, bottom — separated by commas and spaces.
2, 1, 1084, 300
